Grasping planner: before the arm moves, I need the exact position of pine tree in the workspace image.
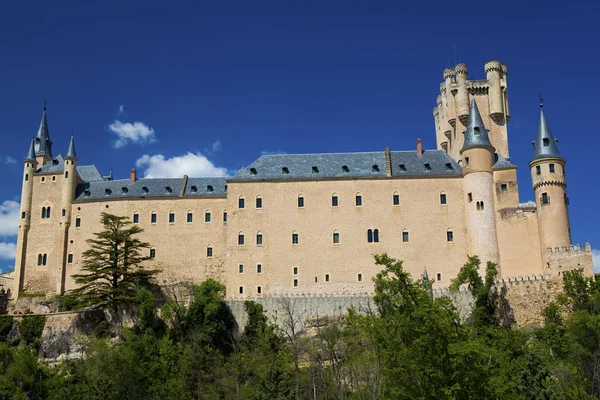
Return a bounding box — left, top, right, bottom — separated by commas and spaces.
69, 212, 159, 310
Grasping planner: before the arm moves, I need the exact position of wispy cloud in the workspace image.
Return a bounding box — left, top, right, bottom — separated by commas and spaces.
136, 152, 228, 178
593, 249, 600, 273
0, 242, 16, 260
0, 156, 16, 165
109, 120, 156, 148
118, 105, 125, 115
261, 150, 288, 156
0, 200, 19, 237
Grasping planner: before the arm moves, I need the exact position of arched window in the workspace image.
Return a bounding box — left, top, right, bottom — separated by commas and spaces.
205, 210, 211, 223
223, 210, 228, 223
133, 212, 139, 224
297, 195, 304, 208
393, 192, 400, 205
37, 254, 43, 266
75, 216, 81, 228
402, 229, 409, 243
256, 232, 263, 246
41, 176, 45, 182
447, 229, 454, 242
41, 207, 46, 218
169, 211, 175, 223
256, 195, 262, 209
333, 230, 339, 244
238, 233, 245, 246
25, 174, 29, 181
187, 211, 193, 223
292, 231, 299, 245
207, 245, 213, 258
355, 193, 362, 206
332, 194, 338, 207
65, 171, 69, 179
373, 229, 379, 243
46, 207, 51, 218
440, 192, 447, 205
42, 254, 47, 266
67, 252, 73, 263
239, 196, 245, 209
367, 229, 373, 243
480, 201, 485, 210
151, 211, 157, 223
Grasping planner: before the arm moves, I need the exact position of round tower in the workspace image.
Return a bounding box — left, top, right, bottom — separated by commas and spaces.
484, 60, 504, 123
14, 139, 38, 295
461, 99, 501, 272
529, 104, 571, 260
455, 63, 470, 126
443, 67, 457, 128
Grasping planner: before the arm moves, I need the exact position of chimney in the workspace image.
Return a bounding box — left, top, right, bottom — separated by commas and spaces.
384, 147, 392, 177
130, 168, 137, 182
416, 138, 423, 156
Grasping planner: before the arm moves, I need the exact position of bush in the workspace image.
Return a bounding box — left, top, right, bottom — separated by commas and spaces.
19, 315, 46, 346
0, 316, 14, 343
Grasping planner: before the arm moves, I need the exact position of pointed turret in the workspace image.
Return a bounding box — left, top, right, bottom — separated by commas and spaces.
532, 105, 563, 161
461, 99, 493, 153
25, 138, 36, 162
423, 267, 429, 283
65, 134, 77, 160
34, 105, 53, 162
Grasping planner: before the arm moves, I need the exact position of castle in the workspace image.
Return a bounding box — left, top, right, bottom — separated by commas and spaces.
12, 60, 594, 301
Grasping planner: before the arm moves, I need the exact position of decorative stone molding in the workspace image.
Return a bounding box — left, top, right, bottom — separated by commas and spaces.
532, 180, 566, 191
484, 60, 502, 73
443, 67, 456, 80
455, 63, 468, 75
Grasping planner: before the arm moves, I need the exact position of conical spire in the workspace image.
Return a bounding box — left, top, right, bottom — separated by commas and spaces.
34, 105, 53, 159
65, 134, 77, 160
532, 104, 562, 161
423, 267, 429, 283
25, 138, 36, 162
461, 99, 493, 152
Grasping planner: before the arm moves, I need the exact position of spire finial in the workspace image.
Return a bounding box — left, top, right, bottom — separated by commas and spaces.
65, 132, 77, 160
539, 93, 544, 108
44, 98, 47, 111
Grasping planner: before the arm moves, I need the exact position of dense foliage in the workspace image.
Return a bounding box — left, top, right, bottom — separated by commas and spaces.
1, 254, 600, 399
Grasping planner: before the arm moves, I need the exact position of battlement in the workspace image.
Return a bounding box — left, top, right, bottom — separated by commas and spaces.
547, 242, 591, 255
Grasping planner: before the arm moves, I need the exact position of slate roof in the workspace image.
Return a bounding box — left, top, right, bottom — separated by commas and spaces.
34, 109, 53, 158
493, 153, 516, 170
532, 107, 562, 161
462, 99, 493, 152
74, 177, 227, 201
37, 155, 104, 183
231, 149, 462, 181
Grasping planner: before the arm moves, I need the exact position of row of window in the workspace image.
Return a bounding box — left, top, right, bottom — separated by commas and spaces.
535, 163, 562, 175
540, 192, 569, 206
239, 193, 449, 209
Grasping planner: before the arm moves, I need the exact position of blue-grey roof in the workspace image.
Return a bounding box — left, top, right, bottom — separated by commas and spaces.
25, 139, 36, 162
390, 150, 461, 176
34, 108, 53, 159
74, 177, 227, 201
493, 153, 516, 170
37, 154, 104, 183
231, 149, 462, 181
532, 107, 562, 162
38, 155, 65, 173
65, 134, 77, 159
461, 99, 493, 152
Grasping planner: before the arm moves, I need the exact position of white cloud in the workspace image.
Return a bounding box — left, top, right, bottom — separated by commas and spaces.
136, 153, 229, 178
0, 242, 16, 260
0, 156, 16, 165
0, 201, 19, 237
109, 120, 156, 148
211, 140, 222, 153
118, 105, 124, 114
593, 249, 600, 273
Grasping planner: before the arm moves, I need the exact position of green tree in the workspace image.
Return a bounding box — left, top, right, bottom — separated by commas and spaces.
69, 212, 159, 310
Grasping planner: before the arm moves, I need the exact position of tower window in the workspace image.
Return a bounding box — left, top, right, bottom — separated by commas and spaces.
440, 193, 447, 205
257, 264, 262, 274
65, 171, 69, 179
133, 212, 139, 223
239, 286, 244, 294
239, 264, 244, 274
297, 195, 304, 208
333, 231, 339, 244
151, 212, 157, 224
542, 193, 549, 205
62, 209, 66, 217
75, 217, 81, 228
205, 211, 211, 223
437, 273, 441, 281
358, 273, 362, 282
543, 138, 550, 146
367, 229, 373, 243
468, 193, 473, 202
325, 274, 330, 282
25, 174, 29, 181
239, 197, 245, 209
393, 193, 400, 205
447, 230, 454, 242
21, 212, 25, 219
187, 212, 193, 223
257, 286, 262, 294
465, 157, 470, 166
149, 249, 156, 258
501, 184, 508, 192
42, 254, 47, 266
238, 233, 245, 246
207, 246, 213, 257
67, 253, 73, 264
223, 211, 227, 223
536, 166, 541, 175
549, 164, 555, 173
355, 194, 362, 206
52, 176, 56, 181
294, 279, 298, 287
402, 230, 409, 243
293, 267, 298, 275
169, 213, 175, 223
256, 196, 262, 209
373, 229, 379, 243
564, 194, 569, 205
37, 254, 42, 266
41, 177, 45, 182
256, 233, 263, 245
292, 232, 299, 245
332, 194, 338, 207
474, 127, 480, 135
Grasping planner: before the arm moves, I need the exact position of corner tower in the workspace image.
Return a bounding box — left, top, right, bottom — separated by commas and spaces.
529, 103, 571, 261
461, 100, 501, 271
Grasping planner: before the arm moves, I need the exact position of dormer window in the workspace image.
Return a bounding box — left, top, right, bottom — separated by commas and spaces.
207, 185, 214, 192
312, 166, 319, 173
121, 187, 128, 194
399, 164, 406, 172
165, 186, 172, 194
342, 165, 349, 173
372, 165, 380, 172
445, 163, 453, 171
105, 189, 112, 195
474, 127, 480, 135
142, 186, 149, 193
424, 163, 431, 171
52, 159, 59, 165
191, 186, 198, 193
250, 168, 257, 175
282, 167, 289, 174
543, 138, 550, 146
84, 190, 91, 197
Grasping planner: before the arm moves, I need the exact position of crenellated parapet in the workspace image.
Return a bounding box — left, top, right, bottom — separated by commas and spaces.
547, 243, 594, 277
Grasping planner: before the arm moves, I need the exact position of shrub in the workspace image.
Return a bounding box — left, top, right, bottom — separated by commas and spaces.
0, 316, 14, 343
19, 315, 46, 346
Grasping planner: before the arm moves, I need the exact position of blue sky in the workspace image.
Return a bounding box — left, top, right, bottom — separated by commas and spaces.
0, 1, 599, 272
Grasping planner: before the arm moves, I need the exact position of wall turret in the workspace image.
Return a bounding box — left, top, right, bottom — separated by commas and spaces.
529, 103, 571, 263
461, 100, 501, 273
34, 105, 53, 166
484, 60, 505, 123
455, 63, 470, 126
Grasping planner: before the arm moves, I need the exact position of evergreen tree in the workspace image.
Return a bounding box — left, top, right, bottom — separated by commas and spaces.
69, 212, 159, 310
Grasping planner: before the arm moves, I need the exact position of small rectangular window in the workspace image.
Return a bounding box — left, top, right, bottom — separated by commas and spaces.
402, 231, 409, 243
239, 198, 245, 208
75, 217, 81, 228
67, 253, 73, 264
440, 194, 447, 205
542, 193, 549, 205
133, 214, 139, 223
256, 198, 262, 208
333, 232, 339, 244
151, 213, 157, 224
292, 233, 299, 244
187, 213, 193, 223
150, 249, 156, 258
501, 184, 508, 192
207, 247, 213, 257
325, 274, 330, 282
21, 212, 25, 219
239, 286, 244, 294
293, 266, 298, 275
238, 234, 245, 245
393, 194, 399, 205
239, 264, 244, 274
223, 212, 227, 223
298, 197, 304, 208
549, 164, 555, 173
447, 231, 454, 242
205, 212, 211, 223
536, 165, 541, 175
169, 213, 175, 223
437, 273, 441, 281
465, 157, 470, 165
257, 286, 262, 294
294, 279, 298, 287
62, 209, 66, 217
256, 234, 263, 245
358, 273, 362, 282
355, 195, 362, 206
257, 264, 262, 274
332, 196, 338, 207
468, 193, 473, 202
